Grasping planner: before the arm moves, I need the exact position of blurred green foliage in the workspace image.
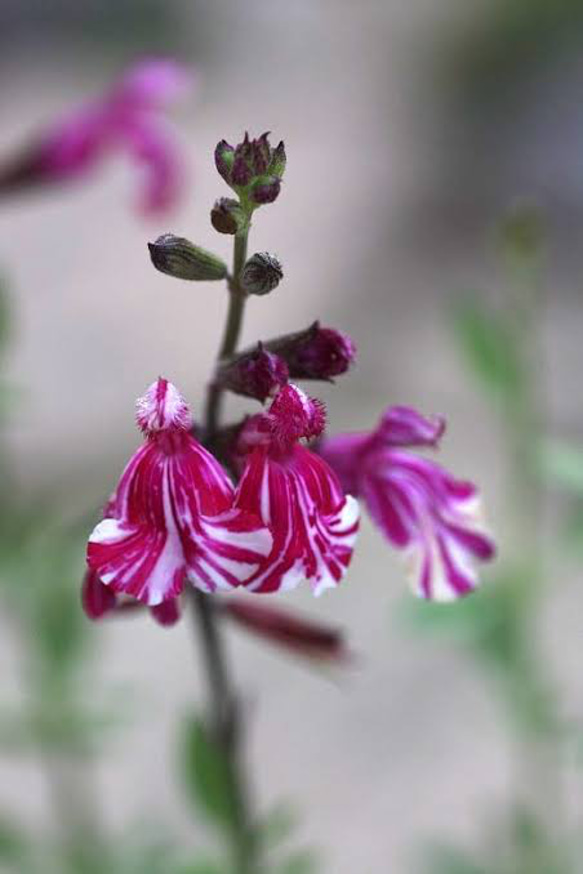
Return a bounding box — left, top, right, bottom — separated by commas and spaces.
452, 298, 525, 399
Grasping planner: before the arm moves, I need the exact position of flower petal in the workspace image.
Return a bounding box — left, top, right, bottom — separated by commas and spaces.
377, 406, 445, 448
236, 446, 359, 594
81, 568, 118, 620
364, 449, 494, 601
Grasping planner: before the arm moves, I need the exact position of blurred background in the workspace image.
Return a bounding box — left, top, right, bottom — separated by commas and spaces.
1, 1, 583, 872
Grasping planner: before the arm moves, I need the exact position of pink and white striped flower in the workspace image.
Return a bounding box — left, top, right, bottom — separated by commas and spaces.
86, 378, 271, 607
0, 58, 191, 214
319, 406, 495, 602
234, 384, 360, 595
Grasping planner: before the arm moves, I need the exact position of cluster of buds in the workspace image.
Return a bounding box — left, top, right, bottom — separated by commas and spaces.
215, 132, 286, 207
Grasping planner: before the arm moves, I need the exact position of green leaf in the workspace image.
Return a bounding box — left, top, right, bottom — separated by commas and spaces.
275, 850, 318, 874
401, 569, 530, 668
257, 802, 298, 850
0, 816, 27, 864
535, 439, 583, 494
422, 843, 489, 874
452, 297, 524, 397
0, 277, 11, 355
181, 715, 237, 831
174, 864, 223, 874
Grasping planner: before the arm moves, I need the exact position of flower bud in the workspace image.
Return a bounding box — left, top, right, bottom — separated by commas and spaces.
210, 197, 246, 235
264, 322, 356, 380
216, 343, 289, 402
241, 252, 283, 296
148, 234, 228, 281
268, 140, 286, 179
249, 175, 281, 205
214, 139, 235, 183
214, 132, 285, 206
223, 598, 349, 664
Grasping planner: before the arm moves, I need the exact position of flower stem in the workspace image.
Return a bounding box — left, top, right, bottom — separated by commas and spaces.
189, 590, 256, 874
192, 220, 257, 874
205, 228, 250, 442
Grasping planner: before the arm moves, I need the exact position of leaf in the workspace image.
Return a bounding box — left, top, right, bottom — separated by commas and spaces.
535, 439, 583, 494
422, 843, 489, 874
0, 277, 11, 355
452, 297, 524, 398
275, 850, 318, 874
181, 715, 237, 831
174, 864, 223, 874
257, 802, 299, 850
0, 816, 27, 864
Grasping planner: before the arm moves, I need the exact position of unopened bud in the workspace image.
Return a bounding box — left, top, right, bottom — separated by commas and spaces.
268, 140, 286, 179
216, 343, 289, 402
210, 197, 246, 235
223, 598, 350, 664
241, 252, 283, 296
249, 175, 281, 205
148, 234, 228, 281
214, 140, 235, 184
264, 322, 356, 380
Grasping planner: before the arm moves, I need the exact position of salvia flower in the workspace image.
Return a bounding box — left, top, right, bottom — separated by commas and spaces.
233, 384, 360, 595
215, 132, 285, 206
264, 322, 356, 381
86, 378, 272, 606
223, 598, 349, 664
216, 343, 289, 402
0, 58, 191, 214
319, 406, 495, 602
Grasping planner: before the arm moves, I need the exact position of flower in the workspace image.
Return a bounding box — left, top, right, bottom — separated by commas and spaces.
264, 322, 356, 381
0, 58, 191, 214
233, 384, 360, 595
319, 406, 495, 602
86, 378, 272, 607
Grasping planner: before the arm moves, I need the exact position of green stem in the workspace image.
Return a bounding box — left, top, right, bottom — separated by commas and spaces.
192, 219, 257, 874
205, 229, 250, 441
189, 591, 255, 874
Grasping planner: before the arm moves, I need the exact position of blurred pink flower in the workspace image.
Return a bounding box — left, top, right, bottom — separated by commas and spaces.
86, 378, 271, 607
0, 58, 192, 214
319, 406, 495, 601
234, 384, 360, 595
